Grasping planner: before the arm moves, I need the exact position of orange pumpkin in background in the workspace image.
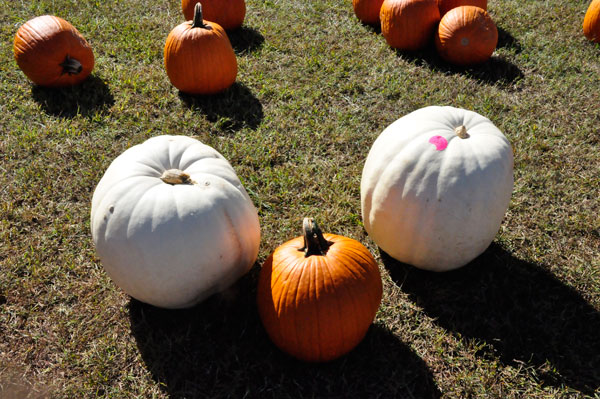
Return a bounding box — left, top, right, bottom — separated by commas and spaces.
257, 218, 383, 362
353, 0, 386, 24
182, 0, 245, 30
436, 0, 487, 16
380, 0, 440, 51
583, 0, 600, 42
164, 3, 237, 95
435, 6, 498, 65
13, 15, 94, 87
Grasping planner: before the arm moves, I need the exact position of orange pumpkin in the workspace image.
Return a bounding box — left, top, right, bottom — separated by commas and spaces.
380, 0, 440, 51
164, 3, 237, 95
437, 0, 486, 16
13, 15, 94, 87
435, 6, 498, 65
182, 0, 245, 30
584, 0, 600, 42
353, 0, 386, 24
257, 218, 383, 362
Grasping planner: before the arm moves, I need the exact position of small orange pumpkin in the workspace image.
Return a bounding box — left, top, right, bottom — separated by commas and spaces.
353, 0, 386, 24
583, 0, 600, 42
435, 6, 498, 65
164, 3, 237, 95
257, 218, 383, 362
182, 0, 246, 30
13, 15, 94, 87
380, 0, 440, 51
436, 0, 487, 16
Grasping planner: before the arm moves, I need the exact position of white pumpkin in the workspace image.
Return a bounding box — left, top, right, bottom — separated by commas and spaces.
90, 135, 261, 308
361, 106, 513, 271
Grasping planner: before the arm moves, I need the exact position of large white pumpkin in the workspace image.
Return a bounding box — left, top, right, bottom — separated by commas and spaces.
361, 106, 513, 271
91, 135, 261, 308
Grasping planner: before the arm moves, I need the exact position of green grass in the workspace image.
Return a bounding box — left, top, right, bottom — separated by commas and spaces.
1, 0, 599, 398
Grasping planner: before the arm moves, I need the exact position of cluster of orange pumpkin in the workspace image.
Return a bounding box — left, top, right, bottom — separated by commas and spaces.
353, 0, 497, 65
354, 0, 600, 66
12, 0, 244, 94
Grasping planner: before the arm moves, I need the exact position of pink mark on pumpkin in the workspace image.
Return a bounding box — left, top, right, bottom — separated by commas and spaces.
429, 135, 448, 151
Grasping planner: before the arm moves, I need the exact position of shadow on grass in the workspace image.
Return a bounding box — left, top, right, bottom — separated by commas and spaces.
395, 27, 524, 86
31, 75, 114, 118
358, 20, 382, 35
129, 269, 441, 399
381, 243, 600, 395
227, 26, 265, 54
179, 82, 263, 132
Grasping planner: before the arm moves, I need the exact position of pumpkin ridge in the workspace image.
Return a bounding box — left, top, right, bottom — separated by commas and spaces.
124, 183, 164, 237
311, 256, 324, 361
320, 253, 348, 354
268, 251, 298, 302
327, 244, 377, 332
270, 257, 293, 340
290, 256, 311, 354
330, 252, 367, 342
274, 252, 306, 350
218, 208, 244, 289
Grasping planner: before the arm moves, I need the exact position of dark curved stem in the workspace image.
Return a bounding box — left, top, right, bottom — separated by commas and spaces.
191, 2, 209, 29
60, 55, 82, 75
299, 218, 332, 257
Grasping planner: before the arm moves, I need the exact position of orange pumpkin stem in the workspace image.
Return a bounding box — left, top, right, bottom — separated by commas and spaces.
299, 218, 332, 257
59, 55, 83, 75
191, 2, 210, 29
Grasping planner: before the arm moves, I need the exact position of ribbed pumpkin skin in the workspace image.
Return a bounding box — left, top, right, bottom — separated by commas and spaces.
380, 0, 440, 51
257, 231, 383, 362
353, 0, 386, 24
435, 6, 497, 65
437, 0, 486, 16
584, 0, 600, 42
164, 18, 237, 95
361, 106, 514, 271
13, 15, 94, 87
182, 0, 246, 30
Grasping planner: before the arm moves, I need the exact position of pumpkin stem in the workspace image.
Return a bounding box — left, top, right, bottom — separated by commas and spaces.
191, 2, 210, 29
60, 55, 83, 75
299, 218, 332, 257
455, 125, 470, 139
160, 169, 194, 185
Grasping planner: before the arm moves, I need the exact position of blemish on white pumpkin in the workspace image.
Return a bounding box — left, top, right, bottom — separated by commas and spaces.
429, 135, 448, 151
109, 206, 115, 213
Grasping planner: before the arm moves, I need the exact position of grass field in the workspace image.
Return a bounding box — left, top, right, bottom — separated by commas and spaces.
1, 0, 599, 398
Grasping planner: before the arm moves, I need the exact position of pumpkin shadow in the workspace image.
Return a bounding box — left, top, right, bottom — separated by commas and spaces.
30, 74, 114, 118
129, 268, 441, 399
178, 82, 263, 131
358, 20, 382, 35
395, 27, 524, 86
381, 243, 600, 395
227, 26, 265, 54
496, 26, 522, 54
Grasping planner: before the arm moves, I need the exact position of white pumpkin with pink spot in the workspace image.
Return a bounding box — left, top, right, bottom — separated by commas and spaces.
361, 106, 514, 271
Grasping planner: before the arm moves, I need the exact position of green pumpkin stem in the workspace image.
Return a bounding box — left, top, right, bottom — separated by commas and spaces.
191, 2, 209, 29
299, 218, 332, 257
60, 55, 82, 75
